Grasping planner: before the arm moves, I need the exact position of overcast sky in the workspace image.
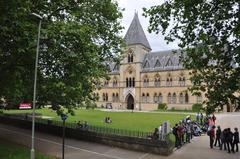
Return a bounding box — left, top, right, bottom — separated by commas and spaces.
118, 0, 179, 51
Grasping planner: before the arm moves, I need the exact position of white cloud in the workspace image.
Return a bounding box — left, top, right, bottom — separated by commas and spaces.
118, 0, 179, 51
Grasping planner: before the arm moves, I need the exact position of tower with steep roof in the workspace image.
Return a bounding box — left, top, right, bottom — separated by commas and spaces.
124, 13, 151, 50
118, 13, 152, 110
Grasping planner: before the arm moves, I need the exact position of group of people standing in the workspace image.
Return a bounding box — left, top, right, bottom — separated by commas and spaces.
171, 112, 240, 153
208, 124, 239, 153
172, 115, 203, 148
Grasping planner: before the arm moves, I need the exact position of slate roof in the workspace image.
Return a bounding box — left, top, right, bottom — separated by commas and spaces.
104, 61, 120, 74
141, 50, 184, 72
124, 13, 151, 50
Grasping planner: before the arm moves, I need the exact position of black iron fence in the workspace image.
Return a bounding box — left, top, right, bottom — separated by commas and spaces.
1, 113, 170, 140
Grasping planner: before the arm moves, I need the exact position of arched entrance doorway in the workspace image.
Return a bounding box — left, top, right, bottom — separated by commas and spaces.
126, 94, 134, 110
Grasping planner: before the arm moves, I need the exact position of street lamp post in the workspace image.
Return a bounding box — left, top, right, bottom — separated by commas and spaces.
31, 13, 42, 159
61, 113, 68, 159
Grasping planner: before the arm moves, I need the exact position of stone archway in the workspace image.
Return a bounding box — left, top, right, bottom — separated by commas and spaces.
126, 94, 134, 110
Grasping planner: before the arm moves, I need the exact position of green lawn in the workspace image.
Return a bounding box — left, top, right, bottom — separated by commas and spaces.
0, 140, 55, 159
3, 108, 191, 132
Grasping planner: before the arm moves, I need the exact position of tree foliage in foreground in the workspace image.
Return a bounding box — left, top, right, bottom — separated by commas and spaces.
0, 0, 124, 113
143, 0, 240, 112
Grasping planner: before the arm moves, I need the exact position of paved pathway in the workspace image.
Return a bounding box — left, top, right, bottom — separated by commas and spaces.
0, 112, 239, 159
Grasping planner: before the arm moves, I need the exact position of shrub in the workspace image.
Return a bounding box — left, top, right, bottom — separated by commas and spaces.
171, 107, 176, 111
86, 102, 97, 110
158, 103, 168, 110
192, 103, 203, 112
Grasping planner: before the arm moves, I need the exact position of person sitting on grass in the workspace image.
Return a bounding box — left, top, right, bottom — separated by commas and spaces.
105, 117, 112, 124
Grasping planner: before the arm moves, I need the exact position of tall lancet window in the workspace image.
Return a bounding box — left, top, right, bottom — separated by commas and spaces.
128, 49, 134, 63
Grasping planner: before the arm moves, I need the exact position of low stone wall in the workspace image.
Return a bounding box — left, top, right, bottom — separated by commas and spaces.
0, 115, 174, 155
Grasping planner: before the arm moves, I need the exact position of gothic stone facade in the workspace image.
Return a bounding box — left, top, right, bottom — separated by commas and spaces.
94, 13, 204, 111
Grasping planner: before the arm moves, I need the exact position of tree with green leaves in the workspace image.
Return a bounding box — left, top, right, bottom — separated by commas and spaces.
143, 0, 240, 113
0, 0, 124, 114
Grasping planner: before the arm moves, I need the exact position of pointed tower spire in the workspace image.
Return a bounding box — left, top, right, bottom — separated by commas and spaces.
124, 13, 151, 50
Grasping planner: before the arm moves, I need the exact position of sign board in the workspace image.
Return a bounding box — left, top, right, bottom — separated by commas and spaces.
162, 121, 171, 135
19, 103, 32, 109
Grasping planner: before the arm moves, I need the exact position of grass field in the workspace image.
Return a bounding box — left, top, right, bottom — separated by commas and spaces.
0, 140, 55, 159
3, 108, 191, 132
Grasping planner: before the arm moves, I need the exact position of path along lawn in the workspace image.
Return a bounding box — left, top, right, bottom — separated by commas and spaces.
3, 108, 191, 132
0, 140, 55, 159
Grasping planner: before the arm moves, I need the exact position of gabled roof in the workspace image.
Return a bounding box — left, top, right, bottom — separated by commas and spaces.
124, 13, 151, 50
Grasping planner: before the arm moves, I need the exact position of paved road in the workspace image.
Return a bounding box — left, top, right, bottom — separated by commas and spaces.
0, 112, 239, 159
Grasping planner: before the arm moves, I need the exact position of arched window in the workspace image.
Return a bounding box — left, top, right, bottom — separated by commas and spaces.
166, 78, 169, 86
128, 53, 133, 63
104, 80, 109, 87
147, 93, 150, 103
128, 54, 131, 63
126, 78, 128, 87
105, 93, 108, 102
116, 93, 119, 102
132, 78, 135, 87
166, 78, 172, 86
154, 75, 161, 87
179, 93, 184, 104
96, 93, 99, 101
113, 78, 118, 87
143, 76, 149, 87
167, 93, 172, 104
172, 93, 177, 104
103, 93, 106, 101
142, 93, 146, 102
196, 94, 202, 103
130, 54, 133, 62
112, 93, 115, 102
182, 77, 186, 86
179, 77, 186, 86
169, 78, 172, 86
154, 93, 158, 103
129, 78, 132, 87
159, 93, 163, 103
185, 93, 189, 103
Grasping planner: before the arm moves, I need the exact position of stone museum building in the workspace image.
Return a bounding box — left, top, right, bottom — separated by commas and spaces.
94, 13, 204, 110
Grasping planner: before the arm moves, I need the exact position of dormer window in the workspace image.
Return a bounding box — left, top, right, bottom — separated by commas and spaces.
143, 60, 150, 68
165, 58, 173, 67
113, 64, 119, 71
154, 59, 161, 68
